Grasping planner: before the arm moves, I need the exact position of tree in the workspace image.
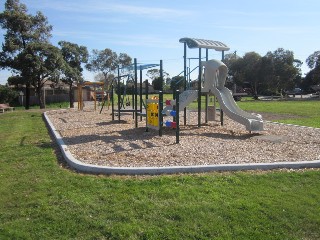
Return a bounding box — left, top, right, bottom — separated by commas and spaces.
304, 51, 320, 91
86, 49, 132, 90
152, 77, 163, 91
0, 84, 18, 104
265, 48, 301, 95
170, 76, 185, 91
258, 56, 275, 95
58, 41, 88, 108
7, 75, 24, 87
306, 51, 320, 69
227, 52, 262, 95
146, 69, 169, 91
0, 0, 53, 109
18, 42, 65, 108
241, 52, 262, 96
223, 51, 240, 69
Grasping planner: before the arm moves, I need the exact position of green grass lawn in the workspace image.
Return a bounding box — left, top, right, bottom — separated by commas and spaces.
238, 99, 320, 128
1, 101, 320, 239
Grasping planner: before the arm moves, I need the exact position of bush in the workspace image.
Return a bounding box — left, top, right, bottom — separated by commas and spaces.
0, 85, 19, 104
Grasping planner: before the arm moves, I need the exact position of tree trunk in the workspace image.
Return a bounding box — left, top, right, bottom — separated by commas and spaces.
69, 83, 74, 108
37, 86, 45, 109
25, 82, 30, 110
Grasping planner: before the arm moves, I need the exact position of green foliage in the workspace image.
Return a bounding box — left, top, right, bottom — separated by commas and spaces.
1, 110, 320, 239
0, 0, 52, 66
0, 0, 54, 109
304, 51, 320, 89
7, 75, 24, 87
146, 69, 170, 91
170, 75, 185, 90
306, 51, 320, 69
227, 48, 302, 95
86, 49, 132, 89
18, 42, 65, 108
265, 48, 301, 93
146, 69, 169, 80
58, 41, 89, 108
152, 76, 163, 90
0, 84, 18, 103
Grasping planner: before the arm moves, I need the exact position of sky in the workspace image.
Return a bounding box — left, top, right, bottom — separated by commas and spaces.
0, 0, 319, 85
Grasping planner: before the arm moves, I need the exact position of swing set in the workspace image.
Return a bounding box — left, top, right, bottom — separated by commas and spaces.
106, 58, 160, 128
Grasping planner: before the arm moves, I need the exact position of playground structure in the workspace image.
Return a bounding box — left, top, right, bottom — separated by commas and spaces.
77, 81, 105, 111
163, 58, 263, 132
96, 37, 264, 143
45, 38, 320, 176
109, 59, 160, 127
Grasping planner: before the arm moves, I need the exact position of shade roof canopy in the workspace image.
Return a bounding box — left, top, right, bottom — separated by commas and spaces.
120, 63, 159, 71
179, 37, 230, 51
137, 63, 160, 71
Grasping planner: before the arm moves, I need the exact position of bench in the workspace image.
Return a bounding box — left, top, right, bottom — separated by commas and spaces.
0, 103, 15, 113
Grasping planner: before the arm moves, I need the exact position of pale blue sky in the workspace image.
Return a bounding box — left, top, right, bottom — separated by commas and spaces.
1, 0, 319, 84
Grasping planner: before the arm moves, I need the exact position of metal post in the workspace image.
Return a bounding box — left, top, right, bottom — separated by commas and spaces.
94, 85, 96, 111
111, 85, 114, 121
134, 58, 138, 127
159, 60, 164, 136
205, 48, 209, 123
132, 86, 135, 119
220, 109, 224, 126
139, 67, 143, 121
198, 48, 202, 127
117, 66, 121, 123
183, 42, 187, 126
146, 80, 149, 100
145, 80, 149, 132
159, 91, 163, 137
205, 95, 209, 123
172, 86, 176, 123
176, 90, 180, 144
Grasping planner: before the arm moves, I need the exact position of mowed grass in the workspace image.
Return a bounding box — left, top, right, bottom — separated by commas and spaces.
238, 99, 320, 128
1, 101, 320, 239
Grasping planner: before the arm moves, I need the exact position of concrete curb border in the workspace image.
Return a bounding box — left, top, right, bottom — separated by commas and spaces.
44, 112, 320, 175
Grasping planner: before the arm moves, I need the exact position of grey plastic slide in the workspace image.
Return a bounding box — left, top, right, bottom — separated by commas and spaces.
162, 89, 198, 113
213, 86, 263, 131
201, 59, 263, 131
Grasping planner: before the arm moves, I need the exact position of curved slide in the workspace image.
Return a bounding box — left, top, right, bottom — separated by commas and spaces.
213, 87, 264, 131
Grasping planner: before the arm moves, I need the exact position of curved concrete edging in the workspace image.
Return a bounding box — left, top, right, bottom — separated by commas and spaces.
44, 111, 320, 175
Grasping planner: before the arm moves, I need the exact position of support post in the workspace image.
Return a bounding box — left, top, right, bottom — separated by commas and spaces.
145, 80, 149, 132
111, 85, 114, 121
183, 42, 187, 126
159, 60, 164, 136
198, 48, 202, 127
176, 90, 180, 144
205, 49, 209, 123
139, 67, 143, 121
159, 91, 163, 137
117, 66, 121, 123
220, 109, 224, 126
94, 85, 96, 111
205, 94, 209, 123
134, 58, 138, 127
